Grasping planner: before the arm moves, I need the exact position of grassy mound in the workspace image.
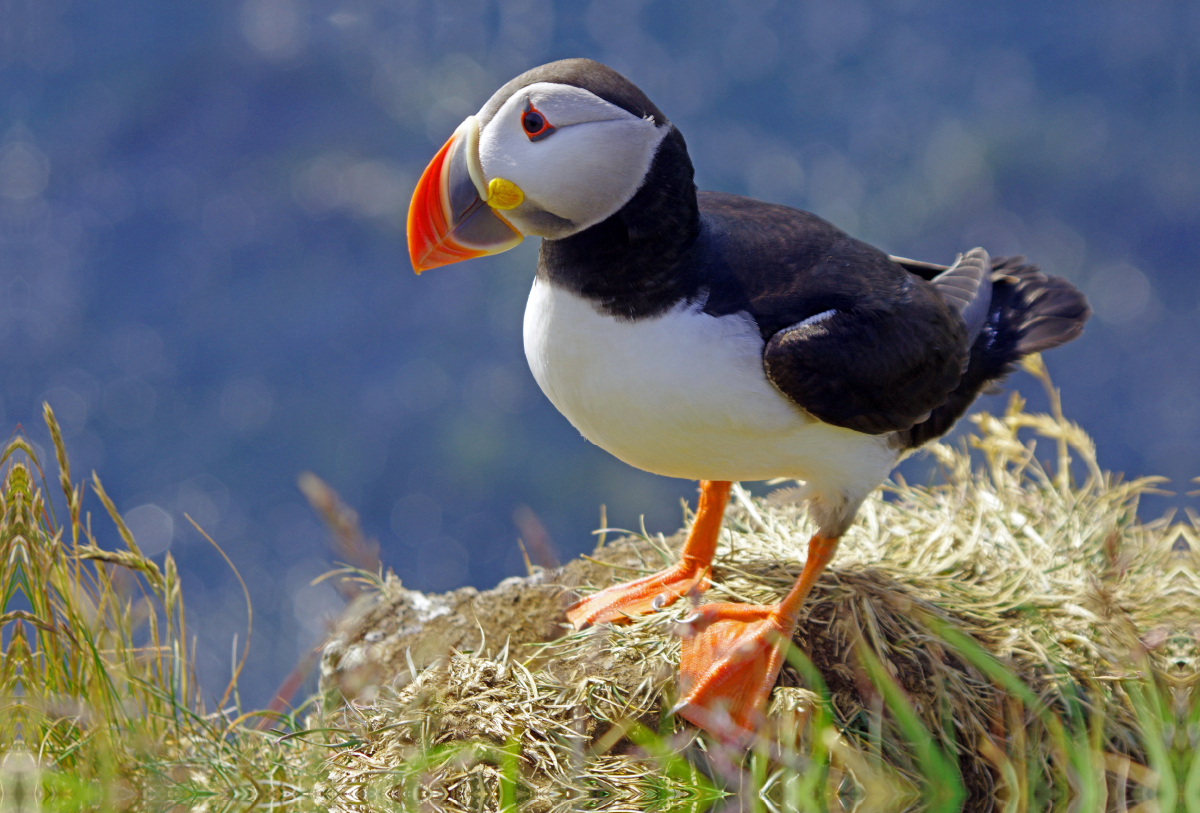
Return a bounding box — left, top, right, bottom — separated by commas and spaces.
320, 362, 1197, 812
2, 362, 1197, 812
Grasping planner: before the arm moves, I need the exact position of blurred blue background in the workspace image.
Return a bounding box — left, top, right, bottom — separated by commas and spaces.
3, 0, 1197, 707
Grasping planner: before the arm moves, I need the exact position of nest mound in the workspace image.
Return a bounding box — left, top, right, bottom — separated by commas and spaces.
320, 384, 1196, 812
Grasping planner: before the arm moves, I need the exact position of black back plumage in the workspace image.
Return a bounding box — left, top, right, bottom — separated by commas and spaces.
529, 64, 1090, 446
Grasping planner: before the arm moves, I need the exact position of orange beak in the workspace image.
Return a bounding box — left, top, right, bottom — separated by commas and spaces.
407, 117, 523, 273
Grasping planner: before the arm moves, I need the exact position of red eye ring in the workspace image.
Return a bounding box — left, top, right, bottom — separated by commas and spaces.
521, 103, 556, 141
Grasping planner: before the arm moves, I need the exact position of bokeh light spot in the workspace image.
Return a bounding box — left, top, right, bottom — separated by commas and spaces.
240, 0, 308, 59
220, 378, 274, 433
0, 138, 50, 201
124, 504, 174, 557
1088, 263, 1153, 325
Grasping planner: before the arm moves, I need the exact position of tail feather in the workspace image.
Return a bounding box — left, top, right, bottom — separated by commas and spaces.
903, 256, 1091, 449
998, 260, 1090, 355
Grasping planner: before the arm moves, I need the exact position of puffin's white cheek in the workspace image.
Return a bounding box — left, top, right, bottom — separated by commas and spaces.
528, 119, 659, 226
479, 117, 663, 234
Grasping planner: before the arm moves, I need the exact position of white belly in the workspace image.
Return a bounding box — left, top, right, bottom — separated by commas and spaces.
522, 278, 898, 495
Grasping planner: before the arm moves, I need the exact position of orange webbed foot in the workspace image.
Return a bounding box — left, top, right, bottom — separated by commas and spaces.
568, 481, 732, 630
672, 602, 795, 745
566, 562, 710, 629
671, 533, 840, 744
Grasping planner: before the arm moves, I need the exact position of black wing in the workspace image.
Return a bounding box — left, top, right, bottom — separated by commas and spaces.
761, 288, 969, 435
694, 193, 973, 435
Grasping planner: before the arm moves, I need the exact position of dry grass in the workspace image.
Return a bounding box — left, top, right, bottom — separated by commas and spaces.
321, 360, 1197, 812
2, 361, 1197, 812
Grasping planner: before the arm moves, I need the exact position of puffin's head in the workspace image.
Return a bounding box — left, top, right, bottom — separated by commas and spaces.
407, 59, 671, 272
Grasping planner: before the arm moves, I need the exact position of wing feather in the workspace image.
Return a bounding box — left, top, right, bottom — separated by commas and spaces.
763, 284, 969, 435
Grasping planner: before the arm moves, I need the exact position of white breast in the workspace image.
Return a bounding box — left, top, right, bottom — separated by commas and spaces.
522, 277, 899, 499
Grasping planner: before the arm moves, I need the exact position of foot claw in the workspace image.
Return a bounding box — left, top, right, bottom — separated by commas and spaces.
673, 610, 709, 637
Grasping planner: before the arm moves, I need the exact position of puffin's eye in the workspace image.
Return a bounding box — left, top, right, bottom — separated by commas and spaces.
521, 104, 555, 141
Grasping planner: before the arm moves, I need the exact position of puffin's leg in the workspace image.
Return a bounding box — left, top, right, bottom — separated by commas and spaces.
566, 480, 732, 629
673, 532, 839, 743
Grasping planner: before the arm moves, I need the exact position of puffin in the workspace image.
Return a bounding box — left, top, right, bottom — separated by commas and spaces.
405, 58, 1090, 742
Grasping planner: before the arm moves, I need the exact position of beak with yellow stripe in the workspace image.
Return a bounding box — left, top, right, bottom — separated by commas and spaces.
406, 115, 525, 273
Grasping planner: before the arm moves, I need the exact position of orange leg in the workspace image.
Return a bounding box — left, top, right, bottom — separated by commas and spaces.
674, 533, 840, 744
567, 481, 732, 629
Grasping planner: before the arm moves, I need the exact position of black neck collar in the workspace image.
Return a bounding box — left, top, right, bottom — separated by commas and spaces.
536, 127, 703, 320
